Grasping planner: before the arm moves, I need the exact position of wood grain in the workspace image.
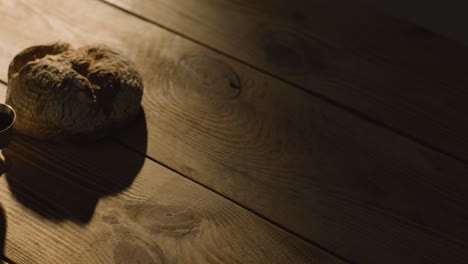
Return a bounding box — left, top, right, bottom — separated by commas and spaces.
1, 1, 468, 263
0, 85, 5, 104
103, 0, 468, 161
0, 82, 341, 264
2, 138, 337, 263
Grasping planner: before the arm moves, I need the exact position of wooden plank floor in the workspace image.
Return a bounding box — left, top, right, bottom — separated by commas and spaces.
104, 0, 468, 162
0, 83, 342, 263
0, 0, 467, 263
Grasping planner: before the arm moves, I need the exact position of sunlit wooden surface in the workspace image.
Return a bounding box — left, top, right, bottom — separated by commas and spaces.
0, 0, 467, 263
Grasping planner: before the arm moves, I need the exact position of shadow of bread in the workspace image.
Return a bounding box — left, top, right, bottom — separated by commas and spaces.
2, 109, 147, 223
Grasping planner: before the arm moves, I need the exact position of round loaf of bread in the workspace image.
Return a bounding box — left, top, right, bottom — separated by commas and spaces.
6, 42, 144, 143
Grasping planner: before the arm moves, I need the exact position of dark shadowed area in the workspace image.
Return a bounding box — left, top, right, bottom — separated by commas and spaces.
3, 109, 147, 223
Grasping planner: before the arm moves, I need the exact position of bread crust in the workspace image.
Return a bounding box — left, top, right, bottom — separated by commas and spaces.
6, 42, 144, 143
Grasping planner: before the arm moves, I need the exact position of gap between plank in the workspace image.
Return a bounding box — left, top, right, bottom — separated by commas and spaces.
111, 137, 355, 264
0, 83, 352, 263
99, 0, 468, 166
0, 1, 464, 258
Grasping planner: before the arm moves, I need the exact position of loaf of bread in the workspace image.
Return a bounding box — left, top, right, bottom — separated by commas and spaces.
6, 42, 144, 143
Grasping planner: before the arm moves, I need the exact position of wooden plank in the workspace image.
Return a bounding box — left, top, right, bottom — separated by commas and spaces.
103, 0, 468, 161
0, 83, 340, 264
2, 138, 339, 264
358, 0, 468, 46
1, 1, 468, 263
0, 84, 5, 104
